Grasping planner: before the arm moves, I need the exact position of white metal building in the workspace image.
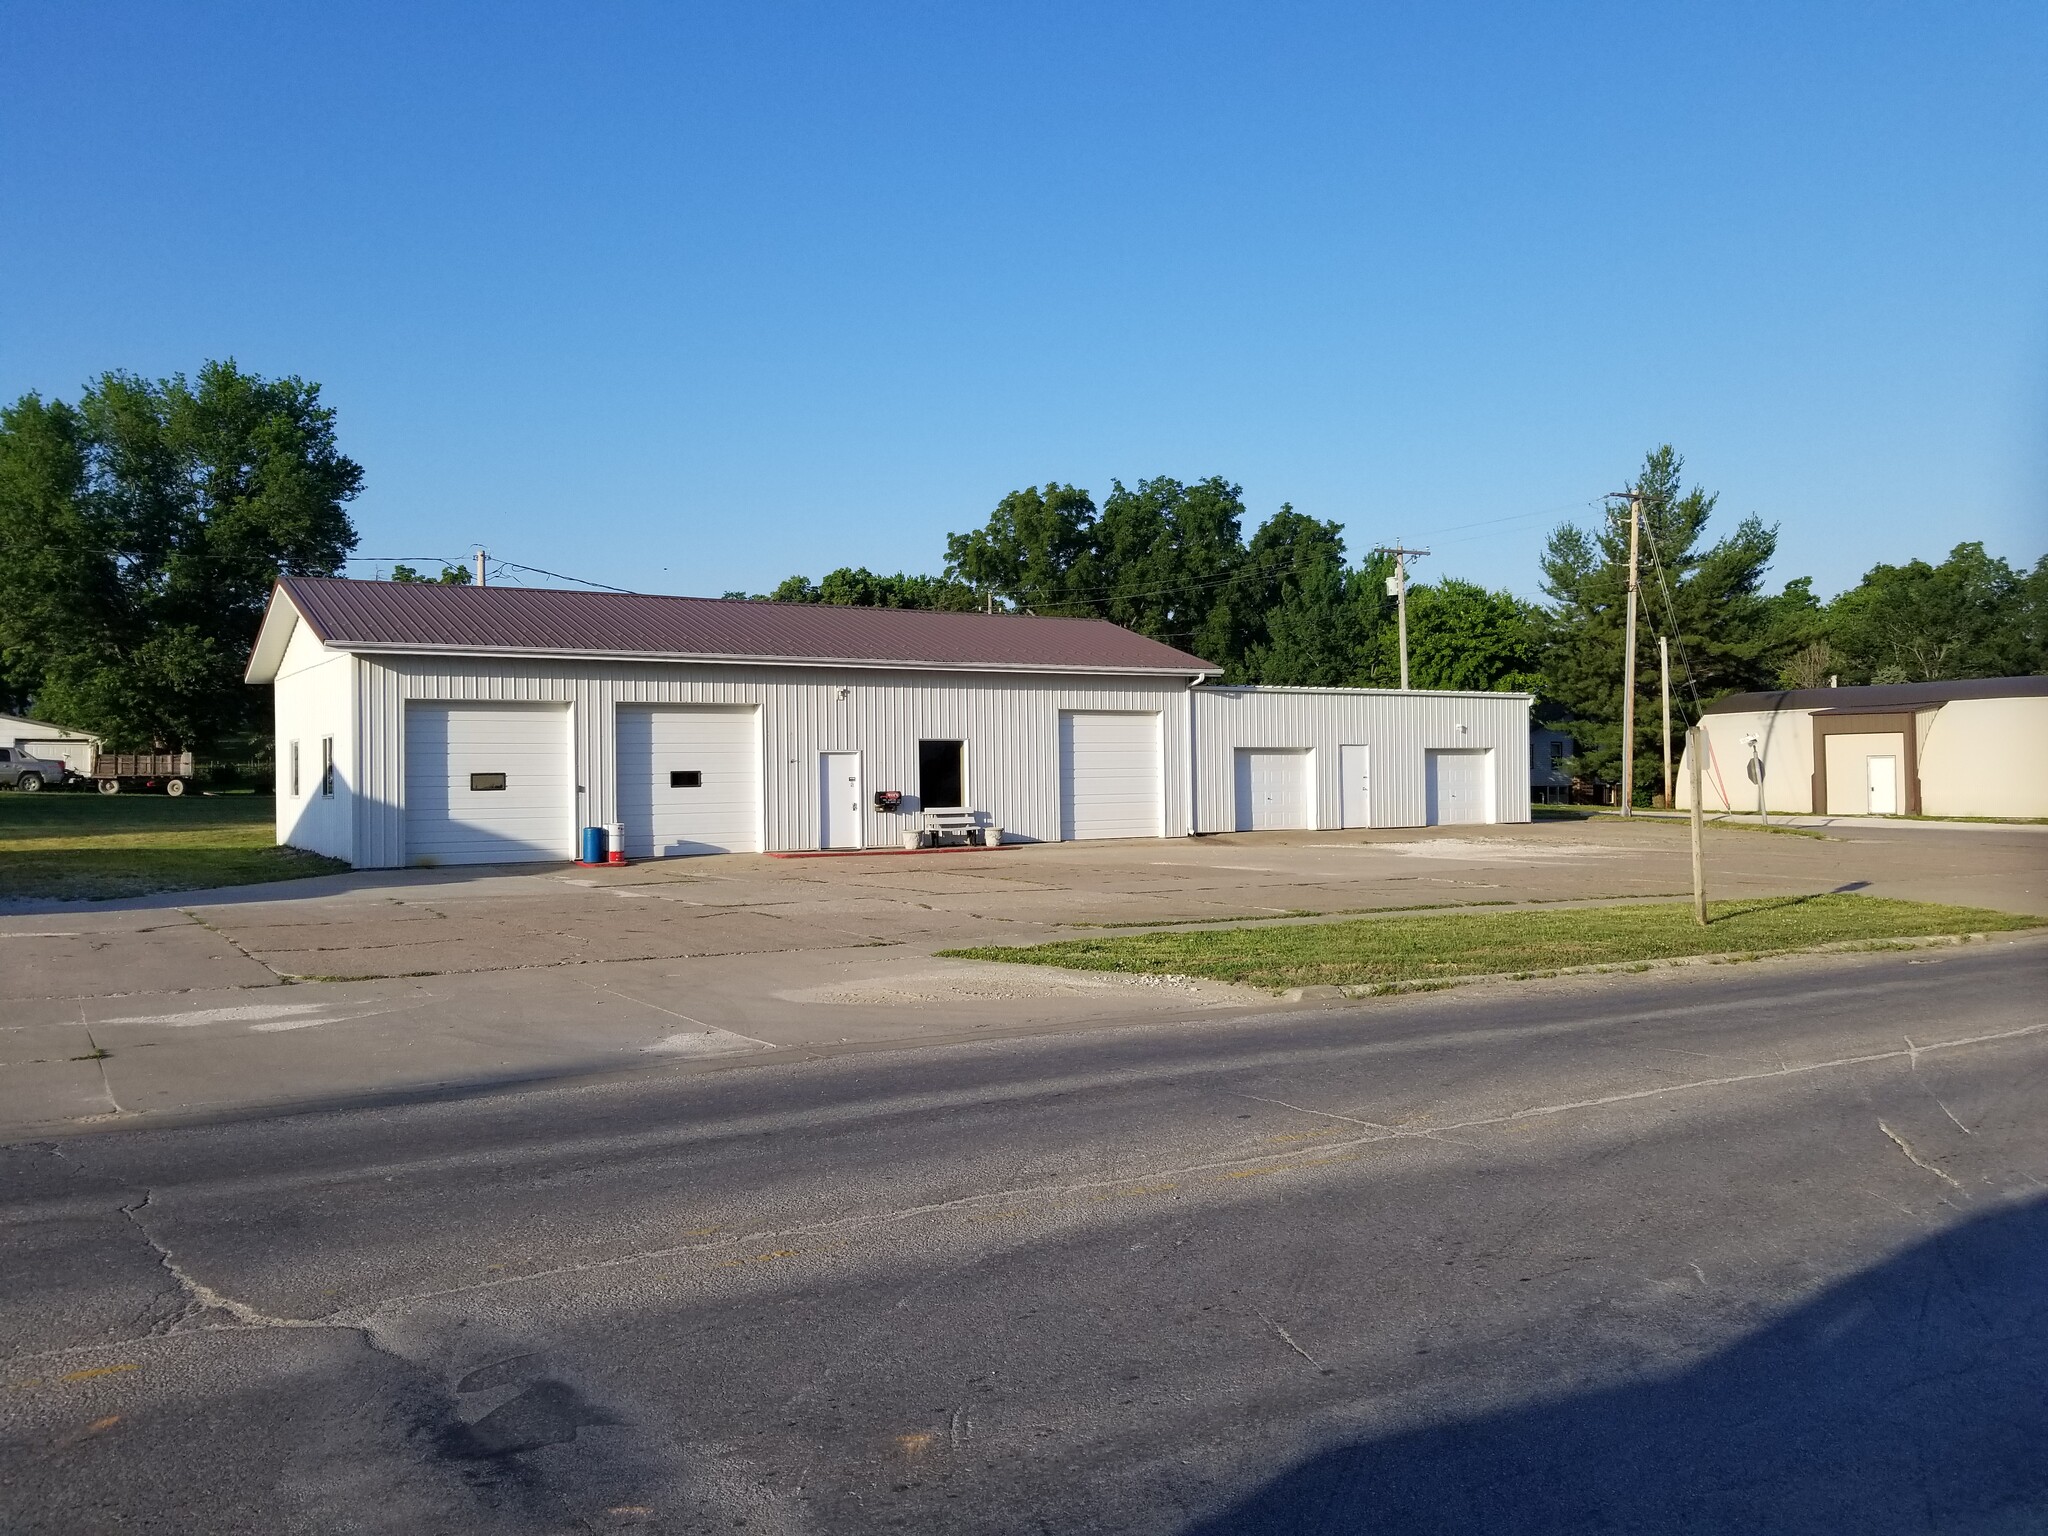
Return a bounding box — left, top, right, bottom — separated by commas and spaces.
247, 578, 1532, 867
1677, 677, 2048, 819
0, 713, 101, 775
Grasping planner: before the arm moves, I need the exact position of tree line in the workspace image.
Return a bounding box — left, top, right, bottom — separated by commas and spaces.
752, 449, 2046, 785
2, 361, 2042, 787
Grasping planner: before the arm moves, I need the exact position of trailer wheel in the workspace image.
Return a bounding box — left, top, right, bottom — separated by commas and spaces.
15, 772, 41, 793
164, 777, 186, 797
98, 778, 121, 795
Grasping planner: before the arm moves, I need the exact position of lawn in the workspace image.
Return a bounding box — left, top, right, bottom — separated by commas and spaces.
0, 791, 347, 901
938, 895, 2042, 993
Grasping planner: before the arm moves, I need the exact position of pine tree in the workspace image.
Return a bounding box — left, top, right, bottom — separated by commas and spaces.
1539, 446, 1786, 792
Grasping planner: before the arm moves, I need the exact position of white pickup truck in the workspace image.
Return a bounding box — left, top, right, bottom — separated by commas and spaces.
0, 746, 64, 792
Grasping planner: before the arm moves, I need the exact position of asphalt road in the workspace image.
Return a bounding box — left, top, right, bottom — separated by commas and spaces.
5, 939, 2044, 1534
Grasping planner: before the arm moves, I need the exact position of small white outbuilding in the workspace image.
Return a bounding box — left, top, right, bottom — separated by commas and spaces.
0, 712, 101, 776
246, 578, 1532, 868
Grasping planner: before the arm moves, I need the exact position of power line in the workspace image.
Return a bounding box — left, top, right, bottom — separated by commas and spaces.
487, 559, 637, 594
344, 553, 635, 594
1638, 509, 1737, 811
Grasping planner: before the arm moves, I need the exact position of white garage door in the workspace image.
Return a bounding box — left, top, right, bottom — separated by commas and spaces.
1059, 711, 1162, 841
1234, 748, 1312, 831
1425, 748, 1493, 826
405, 703, 571, 865
617, 706, 760, 858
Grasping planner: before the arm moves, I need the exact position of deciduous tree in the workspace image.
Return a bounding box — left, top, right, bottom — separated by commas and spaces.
1822, 543, 2037, 683
0, 361, 361, 750
765, 567, 981, 611
943, 483, 1100, 615
1402, 579, 1544, 693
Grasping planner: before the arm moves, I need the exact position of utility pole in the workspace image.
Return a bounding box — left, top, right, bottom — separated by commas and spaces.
1688, 725, 1707, 926
1611, 492, 1642, 816
1659, 633, 1672, 809
1374, 543, 1430, 691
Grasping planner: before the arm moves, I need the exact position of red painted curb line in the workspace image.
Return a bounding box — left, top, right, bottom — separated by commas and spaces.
766, 843, 1020, 859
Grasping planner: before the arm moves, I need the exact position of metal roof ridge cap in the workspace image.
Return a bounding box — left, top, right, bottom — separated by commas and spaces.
1203, 684, 1535, 699
326, 641, 1222, 675
287, 575, 1159, 628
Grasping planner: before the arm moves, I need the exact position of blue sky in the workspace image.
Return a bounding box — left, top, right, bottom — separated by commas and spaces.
3, 2, 2043, 601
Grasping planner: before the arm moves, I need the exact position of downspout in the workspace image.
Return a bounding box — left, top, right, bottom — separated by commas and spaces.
1186, 674, 1203, 836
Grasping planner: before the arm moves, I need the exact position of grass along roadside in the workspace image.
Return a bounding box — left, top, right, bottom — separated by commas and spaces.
1062, 891, 1695, 930
940, 895, 2043, 994
1558, 809, 1831, 840
0, 792, 345, 900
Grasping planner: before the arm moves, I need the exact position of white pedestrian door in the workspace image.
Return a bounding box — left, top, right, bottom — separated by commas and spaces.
1234, 748, 1312, 831
1338, 744, 1370, 828
1059, 712, 1164, 841
1425, 748, 1492, 826
821, 752, 862, 849
1867, 755, 1898, 815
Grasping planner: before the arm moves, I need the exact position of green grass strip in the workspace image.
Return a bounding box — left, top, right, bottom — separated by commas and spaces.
939, 895, 2042, 992
0, 793, 345, 900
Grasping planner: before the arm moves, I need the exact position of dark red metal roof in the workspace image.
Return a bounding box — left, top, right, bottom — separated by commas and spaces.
274, 577, 1218, 674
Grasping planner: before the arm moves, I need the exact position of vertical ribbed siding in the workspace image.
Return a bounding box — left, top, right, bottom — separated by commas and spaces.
350, 657, 1194, 867
1192, 688, 1531, 831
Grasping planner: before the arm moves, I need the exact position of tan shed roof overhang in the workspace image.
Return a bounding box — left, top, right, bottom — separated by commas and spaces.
1703, 677, 2048, 715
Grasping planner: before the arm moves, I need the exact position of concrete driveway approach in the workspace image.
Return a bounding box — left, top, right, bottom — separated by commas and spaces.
3, 815, 2043, 1137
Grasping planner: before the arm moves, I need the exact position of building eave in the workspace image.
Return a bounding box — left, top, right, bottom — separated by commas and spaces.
244, 587, 308, 685
1203, 684, 1536, 702
321, 640, 1226, 680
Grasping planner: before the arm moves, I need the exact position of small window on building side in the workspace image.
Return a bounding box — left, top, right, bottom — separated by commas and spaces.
470, 772, 507, 791
918, 739, 965, 808
670, 770, 702, 788
1550, 740, 1565, 765
321, 737, 335, 798
290, 741, 300, 797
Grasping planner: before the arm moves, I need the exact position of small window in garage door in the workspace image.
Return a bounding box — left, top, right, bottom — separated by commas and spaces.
404, 703, 572, 866
616, 706, 760, 858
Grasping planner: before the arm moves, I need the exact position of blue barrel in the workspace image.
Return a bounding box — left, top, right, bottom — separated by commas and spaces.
580, 825, 606, 864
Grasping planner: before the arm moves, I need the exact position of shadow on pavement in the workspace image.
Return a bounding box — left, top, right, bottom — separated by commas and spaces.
1186, 1195, 2048, 1534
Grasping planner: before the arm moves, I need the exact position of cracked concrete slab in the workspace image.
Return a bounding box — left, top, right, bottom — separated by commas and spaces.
0, 916, 281, 1001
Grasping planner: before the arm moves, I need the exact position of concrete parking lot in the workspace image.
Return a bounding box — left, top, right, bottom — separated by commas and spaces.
4, 815, 2042, 1137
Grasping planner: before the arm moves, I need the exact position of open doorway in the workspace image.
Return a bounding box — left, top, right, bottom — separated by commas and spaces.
919, 739, 964, 809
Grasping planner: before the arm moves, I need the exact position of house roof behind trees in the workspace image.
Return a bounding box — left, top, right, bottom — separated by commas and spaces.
246, 576, 1220, 682
1704, 677, 2048, 714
